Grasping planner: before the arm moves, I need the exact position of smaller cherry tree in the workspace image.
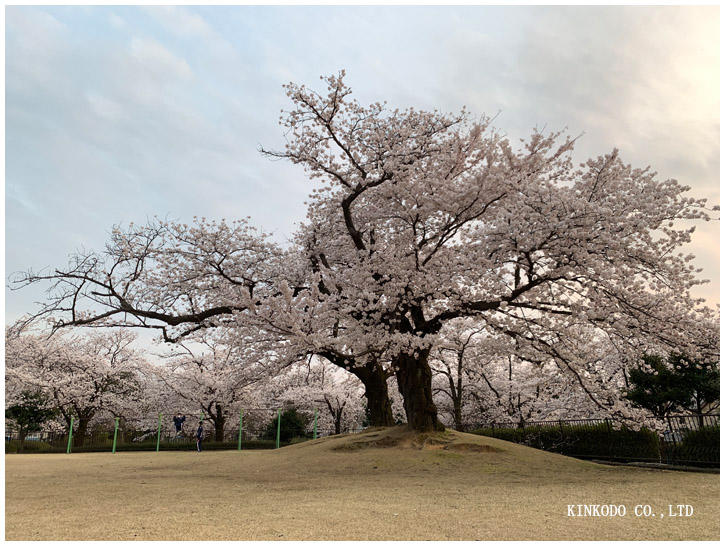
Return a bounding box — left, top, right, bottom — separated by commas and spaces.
153, 328, 292, 441
262, 357, 366, 435
5, 326, 148, 446
430, 320, 661, 428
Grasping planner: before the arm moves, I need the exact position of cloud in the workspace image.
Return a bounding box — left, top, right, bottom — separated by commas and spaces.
86, 92, 123, 121
143, 6, 214, 38
5, 6, 720, 324
129, 36, 193, 81
109, 13, 125, 29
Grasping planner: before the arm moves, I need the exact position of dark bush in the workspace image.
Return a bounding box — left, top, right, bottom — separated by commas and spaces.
264, 409, 310, 443
663, 425, 719, 466
472, 422, 661, 462
5, 439, 56, 453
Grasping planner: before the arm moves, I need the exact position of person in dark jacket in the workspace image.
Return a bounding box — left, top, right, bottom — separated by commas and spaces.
195, 421, 204, 453
173, 413, 186, 438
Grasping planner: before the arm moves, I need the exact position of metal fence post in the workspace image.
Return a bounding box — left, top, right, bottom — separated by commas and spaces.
156, 413, 162, 453
66, 416, 74, 454
313, 408, 318, 440
238, 409, 243, 451
276, 409, 281, 449
112, 417, 120, 454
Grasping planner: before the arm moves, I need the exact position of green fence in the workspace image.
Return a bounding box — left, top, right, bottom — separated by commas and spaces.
6, 407, 326, 454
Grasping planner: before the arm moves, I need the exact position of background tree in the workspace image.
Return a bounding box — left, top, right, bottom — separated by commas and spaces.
154, 329, 289, 441
264, 408, 309, 443
431, 320, 655, 427
625, 354, 692, 418
669, 353, 719, 416
5, 390, 58, 453
6, 327, 147, 446
266, 357, 366, 435
430, 321, 487, 430
625, 353, 719, 419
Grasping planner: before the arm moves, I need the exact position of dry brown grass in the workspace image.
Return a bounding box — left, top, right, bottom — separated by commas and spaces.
5, 427, 719, 540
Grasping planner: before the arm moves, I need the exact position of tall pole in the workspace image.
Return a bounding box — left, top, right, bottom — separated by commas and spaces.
313, 408, 318, 440
156, 413, 162, 453
276, 409, 281, 449
66, 416, 74, 454
237, 409, 243, 451
112, 417, 120, 454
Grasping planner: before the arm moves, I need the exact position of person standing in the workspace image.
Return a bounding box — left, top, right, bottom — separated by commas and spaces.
195, 421, 204, 453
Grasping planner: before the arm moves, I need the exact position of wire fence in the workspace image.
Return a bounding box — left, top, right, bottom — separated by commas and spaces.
465, 414, 719, 468
5, 407, 358, 454
6, 410, 719, 468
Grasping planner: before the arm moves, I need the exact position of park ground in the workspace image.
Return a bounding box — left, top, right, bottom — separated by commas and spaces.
5, 427, 719, 540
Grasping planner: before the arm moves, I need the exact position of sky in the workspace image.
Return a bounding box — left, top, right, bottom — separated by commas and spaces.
5, 5, 720, 328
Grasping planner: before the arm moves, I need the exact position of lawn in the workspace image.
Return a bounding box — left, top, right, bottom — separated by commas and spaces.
5, 427, 719, 540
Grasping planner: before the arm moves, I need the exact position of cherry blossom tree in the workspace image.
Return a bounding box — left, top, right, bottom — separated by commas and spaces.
5, 326, 148, 446
13, 71, 718, 432
12, 217, 399, 427
11, 218, 286, 341
264, 357, 366, 435
152, 329, 288, 441
260, 71, 717, 430
429, 322, 582, 428
429, 320, 487, 430
429, 317, 708, 429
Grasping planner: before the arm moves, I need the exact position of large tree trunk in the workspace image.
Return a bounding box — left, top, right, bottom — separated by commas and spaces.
17, 430, 27, 454
453, 400, 463, 432
351, 362, 395, 427
214, 404, 225, 442
74, 416, 90, 448
394, 350, 444, 432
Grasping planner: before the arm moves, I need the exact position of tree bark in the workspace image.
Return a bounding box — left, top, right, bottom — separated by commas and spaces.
213, 404, 225, 442
351, 362, 395, 427
17, 430, 26, 454
453, 401, 463, 432
394, 350, 444, 432
74, 416, 90, 448
334, 410, 342, 435
454, 351, 464, 431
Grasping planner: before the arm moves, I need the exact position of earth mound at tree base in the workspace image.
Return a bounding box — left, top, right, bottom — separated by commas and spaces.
321, 425, 503, 452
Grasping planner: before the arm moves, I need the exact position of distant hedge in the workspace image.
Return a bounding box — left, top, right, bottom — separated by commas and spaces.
5, 438, 278, 453
471, 422, 661, 462
5, 439, 63, 454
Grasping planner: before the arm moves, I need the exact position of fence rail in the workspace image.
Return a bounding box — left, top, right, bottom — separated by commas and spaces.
465, 414, 719, 468
7, 412, 719, 468
5, 407, 350, 454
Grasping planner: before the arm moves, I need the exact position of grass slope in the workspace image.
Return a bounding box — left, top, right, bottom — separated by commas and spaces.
5, 427, 719, 540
